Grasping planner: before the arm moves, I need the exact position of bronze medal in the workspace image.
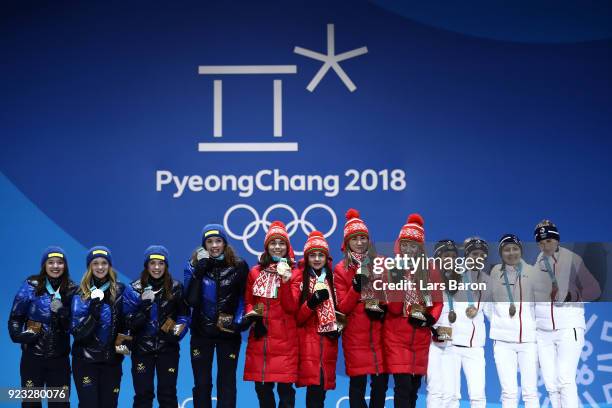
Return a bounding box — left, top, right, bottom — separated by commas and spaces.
465, 305, 478, 319
448, 310, 457, 323
509, 303, 516, 317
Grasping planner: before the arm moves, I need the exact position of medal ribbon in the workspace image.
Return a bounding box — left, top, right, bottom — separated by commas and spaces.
45, 279, 62, 300
502, 262, 522, 305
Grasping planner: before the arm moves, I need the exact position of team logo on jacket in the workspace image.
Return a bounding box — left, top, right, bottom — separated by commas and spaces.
192, 348, 201, 358
113, 388, 120, 394
224, 203, 336, 256
168, 367, 176, 373
229, 353, 236, 359
136, 363, 146, 373
82, 376, 92, 386
25, 380, 34, 387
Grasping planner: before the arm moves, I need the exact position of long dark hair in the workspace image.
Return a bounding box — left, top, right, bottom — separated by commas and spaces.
299, 258, 337, 306
30, 263, 71, 297
140, 263, 174, 301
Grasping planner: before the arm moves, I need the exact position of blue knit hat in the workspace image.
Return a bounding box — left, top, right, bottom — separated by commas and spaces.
86, 246, 112, 266
201, 224, 227, 246
41, 246, 67, 266
144, 245, 169, 266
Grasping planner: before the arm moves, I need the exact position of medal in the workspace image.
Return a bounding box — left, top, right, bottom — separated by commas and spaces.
141, 287, 156, 302
50, 298, 63, 313
314, 281, 327, 291
509, 303, 516, 317
410, 303, 426, 320
91, 288, 104, 301
465, 305, 478, 319
448, 310, 457, 323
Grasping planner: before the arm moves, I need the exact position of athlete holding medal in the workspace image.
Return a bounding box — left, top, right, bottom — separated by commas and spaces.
487, 235, 540, 408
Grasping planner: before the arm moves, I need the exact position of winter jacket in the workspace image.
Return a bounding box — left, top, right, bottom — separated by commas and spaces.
449, 270, 488, 348
243, 263, 298, 383
334, 259, 385, 377
71, 282, 126, 363
486, 260, 538, 343
291, 260, 338, 390
123, 278, 190, 355
8, 278, 78, 358
382, 267, 443, 375
533, 246, 599, 331
184, 257, 249, 338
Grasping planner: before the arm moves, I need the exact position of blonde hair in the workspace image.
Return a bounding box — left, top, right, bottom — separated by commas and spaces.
79, 264, 118, 303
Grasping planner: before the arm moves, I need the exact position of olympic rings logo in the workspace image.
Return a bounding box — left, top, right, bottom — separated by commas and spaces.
223, 203, 337, 256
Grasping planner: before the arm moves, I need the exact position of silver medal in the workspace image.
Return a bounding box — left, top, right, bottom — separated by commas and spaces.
91, 288, 104, 301
50, 298, 63, 313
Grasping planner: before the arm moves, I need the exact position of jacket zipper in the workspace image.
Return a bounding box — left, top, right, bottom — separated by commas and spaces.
469, 291, 482, 348
410, 325, 417, 371
518, 275, 523, 343
319, 335, 324, 386
261, 297, 270, 383
369, 320, 379, 375
550, 260, 556, 330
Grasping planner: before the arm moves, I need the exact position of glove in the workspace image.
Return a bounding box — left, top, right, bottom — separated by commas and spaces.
408, 312, 436, 328
90, 298, 103, 320
160, 330, 180, 343
253, 320, 268, 339
365, 304, 386, 321
307, 289, 329, 310
323, 330, 340, 339
194, 258, 211, 279
54, 304, 70, 321
352, 275, 363, 293
18, 330, 41, 344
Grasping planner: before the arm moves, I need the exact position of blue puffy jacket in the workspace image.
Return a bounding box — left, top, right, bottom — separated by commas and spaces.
71, 282, 125, 363
184, 257, 249, 338
123, 278, 190, 355
8, 277, 78, 358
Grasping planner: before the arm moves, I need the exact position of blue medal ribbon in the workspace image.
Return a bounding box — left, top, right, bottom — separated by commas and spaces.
45, 279, 62, 300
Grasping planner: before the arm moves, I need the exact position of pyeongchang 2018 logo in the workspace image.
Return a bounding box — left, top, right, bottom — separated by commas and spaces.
197, 24, 367, 153
223, 203, 337, 257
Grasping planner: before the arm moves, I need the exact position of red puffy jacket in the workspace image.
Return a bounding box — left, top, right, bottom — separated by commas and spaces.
291, 261, 339, 390
334, 259, 384, 377
243, 264, 298, 383
383, 267, 443, 375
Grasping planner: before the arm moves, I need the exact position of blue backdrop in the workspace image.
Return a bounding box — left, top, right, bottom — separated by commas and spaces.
1, 1, 611, 406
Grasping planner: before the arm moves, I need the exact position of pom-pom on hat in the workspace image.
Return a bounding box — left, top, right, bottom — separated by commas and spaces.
303, 230, 330, 258
397, 213, 425, 243
342, 209, 369, 251
264, 221, 295, 260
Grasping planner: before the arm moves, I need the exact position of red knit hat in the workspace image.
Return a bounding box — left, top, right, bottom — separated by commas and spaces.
342, 208, 369, 251
303, 230, 330, 257
264, 221, 295, 260
397, 213, 425, 243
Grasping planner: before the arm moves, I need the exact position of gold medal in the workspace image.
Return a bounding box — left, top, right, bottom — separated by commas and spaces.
465, 305, 478, 319
448, 310, 457, 323
314, 281, 328, 291
509, 303, 516, 317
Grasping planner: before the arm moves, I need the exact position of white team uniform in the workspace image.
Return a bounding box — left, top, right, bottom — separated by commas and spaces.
534, 246, 600, 408
427, 291, 456, 408
448, 269, 488, 408
487, 260, 541, 408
